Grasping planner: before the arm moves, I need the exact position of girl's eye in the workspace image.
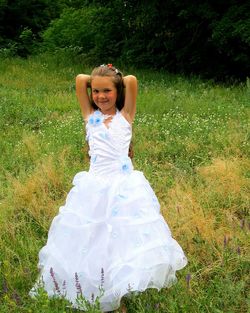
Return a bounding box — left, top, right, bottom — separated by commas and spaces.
92, 89, 112, 94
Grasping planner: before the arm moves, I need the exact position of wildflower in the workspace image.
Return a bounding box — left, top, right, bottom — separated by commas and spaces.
223, 235, 228, 248
101, 268, 105, 288
186, 273, 191, 289
240, 219, 245, 229
50, 267, 61, 295
2, 278, 8, 294
75, 272, 83, 296
62, 280, 67, 297
12, 290, 21, 305
127, 283, 133, 292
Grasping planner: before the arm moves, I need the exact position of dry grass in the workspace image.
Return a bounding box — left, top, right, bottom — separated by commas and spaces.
161, 156, 249, 263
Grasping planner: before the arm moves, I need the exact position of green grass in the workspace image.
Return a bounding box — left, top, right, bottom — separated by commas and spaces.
0, 53, 249, 313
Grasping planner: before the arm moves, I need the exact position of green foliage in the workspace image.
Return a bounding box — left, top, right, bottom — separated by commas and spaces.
42, 4, 125, 63
0, 0, 249, 79
38, 0, 250, 80
42, 7, 95, 52
18, 28, 37, 56
211, 3, 250, 72
0, 0, 67, 55
0, 42, 18, 58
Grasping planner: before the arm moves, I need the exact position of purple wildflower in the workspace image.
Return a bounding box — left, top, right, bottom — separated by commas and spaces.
75, 272, 83, 296
186, 273, 191, 289
12, 290, 22, 306
62, 280, 67, 297
101, 268, 105, 288
50, 267, 61, 295
223, 235, 228, 248
240, 219, 245, 229
2, 278, 8, 294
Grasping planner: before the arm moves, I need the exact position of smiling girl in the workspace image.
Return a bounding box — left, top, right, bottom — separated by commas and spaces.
31, 64, 187, 312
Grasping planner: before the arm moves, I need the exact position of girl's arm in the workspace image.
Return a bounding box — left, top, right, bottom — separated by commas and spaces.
75, 74, 93, 119
121, 75, 138, 123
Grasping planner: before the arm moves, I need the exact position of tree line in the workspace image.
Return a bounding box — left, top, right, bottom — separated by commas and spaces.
0, 0, 249, 80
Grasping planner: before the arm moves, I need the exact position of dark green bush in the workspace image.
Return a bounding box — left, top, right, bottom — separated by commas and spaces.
42, 7, 96, 52
1, 0, 249, 80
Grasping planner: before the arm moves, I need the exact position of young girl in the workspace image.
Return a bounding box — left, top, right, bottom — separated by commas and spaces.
31, 64, 187, 312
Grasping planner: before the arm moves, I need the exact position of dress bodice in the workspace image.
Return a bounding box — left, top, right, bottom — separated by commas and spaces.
86, 110, 133, 177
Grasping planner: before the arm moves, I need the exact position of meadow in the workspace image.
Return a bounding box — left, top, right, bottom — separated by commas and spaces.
0, 52, 249, 312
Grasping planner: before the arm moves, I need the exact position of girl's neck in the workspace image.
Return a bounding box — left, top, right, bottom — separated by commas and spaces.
99, 108, 117, 116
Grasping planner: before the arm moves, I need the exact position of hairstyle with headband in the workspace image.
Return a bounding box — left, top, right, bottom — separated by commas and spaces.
89, 64, 125, 111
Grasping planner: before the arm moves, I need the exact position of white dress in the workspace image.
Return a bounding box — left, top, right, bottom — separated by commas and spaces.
30, 110, 187, 312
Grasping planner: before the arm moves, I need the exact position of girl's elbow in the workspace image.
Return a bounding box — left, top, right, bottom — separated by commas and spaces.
124, 75, 138, 88
127, 75, 137, 82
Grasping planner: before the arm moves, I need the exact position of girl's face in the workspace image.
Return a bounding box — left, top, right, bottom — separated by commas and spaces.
91, 76, 117, 115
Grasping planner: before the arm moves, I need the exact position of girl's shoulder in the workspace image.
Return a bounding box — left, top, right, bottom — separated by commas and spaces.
120, 109, 134, 125
119, 110, 133, 127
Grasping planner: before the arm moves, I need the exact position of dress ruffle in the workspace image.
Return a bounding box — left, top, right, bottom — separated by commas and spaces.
31, 170, 187, 312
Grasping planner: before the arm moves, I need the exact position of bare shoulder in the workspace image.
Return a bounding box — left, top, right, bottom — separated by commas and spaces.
120, 110, 134, 125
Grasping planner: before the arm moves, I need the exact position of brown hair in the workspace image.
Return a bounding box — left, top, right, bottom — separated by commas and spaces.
90, 65, 125, 111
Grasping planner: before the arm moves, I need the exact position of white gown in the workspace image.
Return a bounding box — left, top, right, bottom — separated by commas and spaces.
30, 110, 187, 312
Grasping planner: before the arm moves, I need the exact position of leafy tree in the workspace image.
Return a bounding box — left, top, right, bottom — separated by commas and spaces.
42, 2, 126, 63
0, 0, 67, 54
1, 0, 249, 79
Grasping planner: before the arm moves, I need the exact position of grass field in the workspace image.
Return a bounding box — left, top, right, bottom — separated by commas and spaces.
0, 53, 249, 312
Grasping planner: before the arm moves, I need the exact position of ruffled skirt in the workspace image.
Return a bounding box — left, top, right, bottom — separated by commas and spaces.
30, 170, 187, 312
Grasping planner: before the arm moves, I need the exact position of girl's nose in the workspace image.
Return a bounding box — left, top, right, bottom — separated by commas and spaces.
99, 92, 105, 98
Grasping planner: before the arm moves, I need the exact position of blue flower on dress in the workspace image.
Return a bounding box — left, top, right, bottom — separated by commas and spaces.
111, 206, 119, 216
88, 115, 95, 125
91, 154, 97, 163
95, 116, 102, 126
99, 132, 109, 140
88, 111, 104, 127
111, 231, 118, 238
119, 156, 133, 174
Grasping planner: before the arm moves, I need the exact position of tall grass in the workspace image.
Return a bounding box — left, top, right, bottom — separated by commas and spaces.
0, 53, 249, 312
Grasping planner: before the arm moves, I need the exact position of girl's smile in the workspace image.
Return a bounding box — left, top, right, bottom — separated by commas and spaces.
91, 76, 117, 115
